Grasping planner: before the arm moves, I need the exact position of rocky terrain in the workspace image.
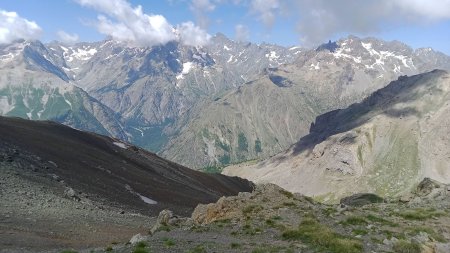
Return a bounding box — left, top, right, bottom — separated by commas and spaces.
0, 116, 253, 252
54, 178, 450, 253
224, 69, 450, 202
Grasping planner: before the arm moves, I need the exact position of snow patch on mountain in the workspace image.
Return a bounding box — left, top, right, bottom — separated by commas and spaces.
0, 52, 16, 62
333, 47, 362, 63
113, 141, 127, 149
310, 62, 320, 70
176, 62, 195, 80
137, 193, 157, 205
266, 51, 279, 61
361, 42, 376, 56
68, 47, 97, 62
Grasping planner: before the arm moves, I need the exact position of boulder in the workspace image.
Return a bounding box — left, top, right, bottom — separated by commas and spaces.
340, 193, 384, 206
64, 187, 80, 201
129, 233, 148, 244
416, 178, 441, 197
150, 209, 173, 234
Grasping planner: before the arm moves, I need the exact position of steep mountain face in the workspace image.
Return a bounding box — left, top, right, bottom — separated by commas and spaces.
162, 36, 450, 169
43, 34, 301, 151
224, 70, 450, 202
0, 40, 127, 140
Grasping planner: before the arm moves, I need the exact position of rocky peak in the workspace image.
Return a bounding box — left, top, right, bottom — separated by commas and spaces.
316, 40, 339, 52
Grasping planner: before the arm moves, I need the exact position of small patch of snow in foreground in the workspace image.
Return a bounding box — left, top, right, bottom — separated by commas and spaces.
137, 193, 158, 205
125, 184, 158, 205
113, 142, 127, 149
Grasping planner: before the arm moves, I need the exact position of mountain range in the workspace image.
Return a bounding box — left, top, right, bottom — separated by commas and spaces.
1, 34, 450, 169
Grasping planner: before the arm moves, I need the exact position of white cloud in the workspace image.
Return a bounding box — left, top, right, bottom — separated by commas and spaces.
57, 30, 79, 44
235, 24, 249, 42
76, 0, 176, 46
394, 0, 450, 19
250, 0, 280, 28
76, 0, 210, 47
293, 0, 450, 47
202, 0, 450, 48
0, 9, 42, 44
190, 0, 216, 29
78, 0, 450, 48
177, 21, 211, 46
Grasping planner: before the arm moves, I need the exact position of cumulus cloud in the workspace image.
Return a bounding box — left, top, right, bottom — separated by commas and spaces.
57, 30, 79, 44
177, 21, 211, 46
250, 0, 280, 28
190, 0, 216, 29
235, 24, 250, 42
394, 0, 450, 19
293, 0, 450, 47
206, 0, 449, 47
76, 0, 210, 47
0, 9, 42, 44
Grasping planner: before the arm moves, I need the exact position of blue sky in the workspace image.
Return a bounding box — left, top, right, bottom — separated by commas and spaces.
1, 0, 450, 54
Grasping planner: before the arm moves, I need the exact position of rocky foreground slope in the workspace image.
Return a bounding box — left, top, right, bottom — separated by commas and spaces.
0, 116, 252, 251
224, 70, 450, 202
75, 179, 450, 253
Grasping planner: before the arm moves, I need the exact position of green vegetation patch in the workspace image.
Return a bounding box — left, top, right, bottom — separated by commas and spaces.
188, 245, 207, 253
254, 139, 262, 153
243, 204, 263, 215
230, 242, 241, 249
366, 214, 397, 226
392, 240, 422, 253
407, 226, 447, 242
396, 208, 446, 221
162, 237, 175, 247
280, 189, 294, 199
352, 228, 368, 236
340, 216, 368, 226
242, 223, 262, 235
282, 218, 363, 253
133, 241, 150, 253
238, 132, 248, 152
201, 165, 223, 173
218, 154, 231, 165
